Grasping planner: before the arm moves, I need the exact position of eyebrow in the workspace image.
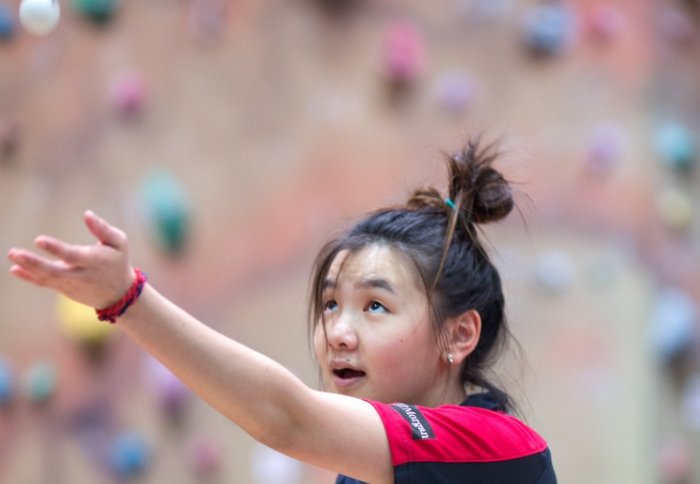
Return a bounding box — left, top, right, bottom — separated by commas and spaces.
322, 277, 397, 295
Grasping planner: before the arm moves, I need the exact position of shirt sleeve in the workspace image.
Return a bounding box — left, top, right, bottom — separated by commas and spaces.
364, 400, 549, 468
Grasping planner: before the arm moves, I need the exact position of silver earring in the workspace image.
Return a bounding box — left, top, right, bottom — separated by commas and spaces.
446, 353, 454, 364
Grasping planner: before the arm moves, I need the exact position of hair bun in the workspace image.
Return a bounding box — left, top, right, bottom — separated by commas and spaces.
448, 138, 514, 224
470, 166, 513, 223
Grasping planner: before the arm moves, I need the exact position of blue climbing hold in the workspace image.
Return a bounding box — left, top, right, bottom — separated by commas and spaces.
0, 5, 16, 41
0, 358, 13, 406
649, 287, 698, 362
655, 122, 696, 173
109, 431, 151, 478
521, 4, 576, 56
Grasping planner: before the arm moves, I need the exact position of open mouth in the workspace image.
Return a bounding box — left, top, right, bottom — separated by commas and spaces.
333, 368, 366, 379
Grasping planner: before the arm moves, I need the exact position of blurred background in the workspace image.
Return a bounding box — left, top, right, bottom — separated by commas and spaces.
0, 0, 699, 482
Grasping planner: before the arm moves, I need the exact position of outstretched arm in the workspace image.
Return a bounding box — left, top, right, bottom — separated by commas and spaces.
7, 211, 393, 484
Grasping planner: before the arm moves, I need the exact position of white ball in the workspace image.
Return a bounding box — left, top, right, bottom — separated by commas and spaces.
19, 0, 60, 36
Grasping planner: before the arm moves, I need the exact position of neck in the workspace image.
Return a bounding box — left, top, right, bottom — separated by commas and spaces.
422, 376, 467, 407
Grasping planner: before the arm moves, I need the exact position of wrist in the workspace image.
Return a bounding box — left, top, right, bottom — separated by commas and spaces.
96, 268, 148, 323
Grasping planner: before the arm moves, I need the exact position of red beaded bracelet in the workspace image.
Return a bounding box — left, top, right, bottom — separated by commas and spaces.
96, 269, 148, 323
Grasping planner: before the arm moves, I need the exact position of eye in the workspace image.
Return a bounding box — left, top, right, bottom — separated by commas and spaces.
323, 299, 338, 312
367, 301, 387, 313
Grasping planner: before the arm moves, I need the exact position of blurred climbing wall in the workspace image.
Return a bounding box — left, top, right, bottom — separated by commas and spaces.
1, 0, 699, 483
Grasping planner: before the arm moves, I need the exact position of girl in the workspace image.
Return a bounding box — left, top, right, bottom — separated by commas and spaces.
7, 139, 557, 483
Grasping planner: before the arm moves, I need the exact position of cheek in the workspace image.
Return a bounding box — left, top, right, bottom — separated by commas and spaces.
312, 324, 326, 360
376, 325, 438, 370
370, 333, 417, 371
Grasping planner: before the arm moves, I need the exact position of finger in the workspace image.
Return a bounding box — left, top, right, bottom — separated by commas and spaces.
7, 248, 71, 279
35, 236, 86, 265
84, 210, 127, 250
8, 264, 48, 287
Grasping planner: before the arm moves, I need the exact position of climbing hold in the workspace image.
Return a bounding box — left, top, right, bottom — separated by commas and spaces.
658, 436, 693, 483
655, 122, 696, 173
0, 5, 17, 41
649, 287, 697, 362
56, 294, 116, 355
533, 250, 575, 294
109, 71, 147, 119
72, 0, 118, 25
19, 0, 60, 36
585, 122, 624, 175
23, 360, 57, 404
656, 187, 693, 232
0, 358, 14, 406
521, 4, 576, 57
434, 71, 476, 114
186, 436, 222, 476
139, 169, 191, 255
145, 356, 190, 419
586, 5, 625, 43
380, 19, 425, 86
108, 431, 151, 478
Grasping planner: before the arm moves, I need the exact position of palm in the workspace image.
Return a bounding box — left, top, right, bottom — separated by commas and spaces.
7, 211, 134, 310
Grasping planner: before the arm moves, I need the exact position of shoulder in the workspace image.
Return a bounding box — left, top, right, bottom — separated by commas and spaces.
365, 400, 549, 466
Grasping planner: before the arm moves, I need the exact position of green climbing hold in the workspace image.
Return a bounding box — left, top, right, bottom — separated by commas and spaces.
72, 0, 119, 25
140, 169, 191, 255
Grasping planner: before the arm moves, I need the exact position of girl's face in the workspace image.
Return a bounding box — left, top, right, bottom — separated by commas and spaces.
313, 245, 448, 406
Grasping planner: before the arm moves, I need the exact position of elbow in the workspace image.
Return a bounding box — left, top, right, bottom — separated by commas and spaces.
249, 414, 304, 458
247, 389, 320, 458
254, 424, 293, 453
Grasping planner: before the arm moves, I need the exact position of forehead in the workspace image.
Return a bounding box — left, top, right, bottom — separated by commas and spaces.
326, 245, 422, 291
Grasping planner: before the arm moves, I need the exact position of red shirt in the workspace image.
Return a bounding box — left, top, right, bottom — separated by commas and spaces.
337, 395, 557, 483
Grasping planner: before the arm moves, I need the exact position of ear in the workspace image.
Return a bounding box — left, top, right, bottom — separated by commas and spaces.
445, 309, 481, 365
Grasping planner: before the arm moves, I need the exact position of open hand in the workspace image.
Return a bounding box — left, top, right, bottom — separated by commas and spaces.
7, 210, 135, 310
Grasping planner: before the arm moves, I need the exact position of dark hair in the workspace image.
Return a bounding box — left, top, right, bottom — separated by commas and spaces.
308, 137, 518, 412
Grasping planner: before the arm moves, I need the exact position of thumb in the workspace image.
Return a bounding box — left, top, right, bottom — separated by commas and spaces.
84, 210, 128, 250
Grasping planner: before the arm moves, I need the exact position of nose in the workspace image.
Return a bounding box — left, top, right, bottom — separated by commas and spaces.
324, 311, 359, 351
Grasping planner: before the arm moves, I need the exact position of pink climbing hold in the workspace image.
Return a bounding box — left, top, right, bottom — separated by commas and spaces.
381, 19, 425, 85
109, 71, 147, 118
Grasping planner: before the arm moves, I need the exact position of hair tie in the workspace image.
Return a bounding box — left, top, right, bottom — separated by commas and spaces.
445, 198, 456, 210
